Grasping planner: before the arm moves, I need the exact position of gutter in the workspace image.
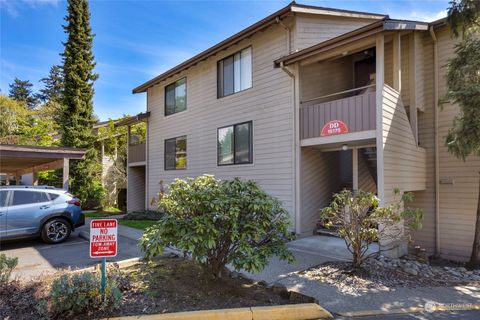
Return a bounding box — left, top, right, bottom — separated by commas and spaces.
429, 25, 440, 256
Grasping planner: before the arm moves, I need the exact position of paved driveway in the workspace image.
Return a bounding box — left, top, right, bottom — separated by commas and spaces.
0, 227, 143, 280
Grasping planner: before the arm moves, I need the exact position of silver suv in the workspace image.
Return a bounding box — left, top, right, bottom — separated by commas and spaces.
0, 186, 85, 243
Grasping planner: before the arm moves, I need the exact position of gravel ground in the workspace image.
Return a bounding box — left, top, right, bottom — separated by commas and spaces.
299, 256, 480, 296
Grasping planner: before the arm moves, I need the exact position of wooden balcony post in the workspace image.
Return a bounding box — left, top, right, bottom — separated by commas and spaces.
352, 148, 359, 191
375, 33, 385, 206
393, 32, 401, 92
409, 32, 418, 144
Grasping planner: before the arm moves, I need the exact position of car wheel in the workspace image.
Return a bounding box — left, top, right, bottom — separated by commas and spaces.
41, 218, 71, 244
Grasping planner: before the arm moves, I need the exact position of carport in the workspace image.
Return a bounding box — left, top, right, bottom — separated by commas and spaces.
0, 145, 86, 190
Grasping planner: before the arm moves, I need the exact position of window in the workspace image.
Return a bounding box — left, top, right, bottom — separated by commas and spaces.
217, 121, 252, 165
165, 78, 186, 116
48, 193, 60, 201
0, 191, 7, 207
165, 136, 187, 170
12, 191, 49, 206
217, 47, 252, 98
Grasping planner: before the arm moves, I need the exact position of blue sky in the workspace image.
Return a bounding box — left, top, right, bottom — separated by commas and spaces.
1, 0, 450, 121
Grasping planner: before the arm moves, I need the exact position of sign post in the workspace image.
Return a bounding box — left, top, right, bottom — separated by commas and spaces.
90, 219, 118, 298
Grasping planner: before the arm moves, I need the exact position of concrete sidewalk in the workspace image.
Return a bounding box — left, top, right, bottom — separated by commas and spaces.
78, 217, 144, 242
238, 236, 480, 316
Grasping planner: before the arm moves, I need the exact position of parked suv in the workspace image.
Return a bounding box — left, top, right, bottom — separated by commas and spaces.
0, 186, 85, 243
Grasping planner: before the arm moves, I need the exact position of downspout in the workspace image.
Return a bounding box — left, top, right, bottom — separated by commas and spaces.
429, 25, 440, 256
280, 60, 300, 235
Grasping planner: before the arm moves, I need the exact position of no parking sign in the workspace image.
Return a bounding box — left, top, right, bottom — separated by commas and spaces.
89, 219, 118, 258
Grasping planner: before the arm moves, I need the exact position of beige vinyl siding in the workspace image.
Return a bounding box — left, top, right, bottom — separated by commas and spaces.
435, 28, 479, 261
380, 84, 427, 205
294, 13, 377, 51
358, 152, 376, 193
299, 56, 354, 101
384, 36, 411, 107
146, 23, 296, 223
300, 148, 340, 234
409, 34, 436, 255
127, 166, 145, 212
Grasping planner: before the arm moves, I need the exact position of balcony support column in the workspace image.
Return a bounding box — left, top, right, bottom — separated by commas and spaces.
409, 32, 418, 144
393, 32, 401, 92
352, 148, 359, 191
375, 33, 385, 206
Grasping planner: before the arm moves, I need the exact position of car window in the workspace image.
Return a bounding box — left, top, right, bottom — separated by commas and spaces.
48, 193, 60, 201
12, 191, 49, 206
0, 191, 7, 207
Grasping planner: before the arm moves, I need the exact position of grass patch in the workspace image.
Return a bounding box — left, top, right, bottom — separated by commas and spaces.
84, 211, 124, 218
118, 220, 158, 230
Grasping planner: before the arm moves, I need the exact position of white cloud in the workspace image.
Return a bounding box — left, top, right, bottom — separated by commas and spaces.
399, 10, 447, 22
0, 0, 59, 18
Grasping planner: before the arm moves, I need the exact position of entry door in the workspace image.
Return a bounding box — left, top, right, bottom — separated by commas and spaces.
0, 191, 7, 238
6, 190, 51, 237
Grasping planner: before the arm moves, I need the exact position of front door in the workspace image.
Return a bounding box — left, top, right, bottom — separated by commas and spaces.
6, 190, 51, 237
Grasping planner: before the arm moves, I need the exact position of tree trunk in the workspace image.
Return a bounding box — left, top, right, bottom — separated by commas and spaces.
467, 173, 480, 269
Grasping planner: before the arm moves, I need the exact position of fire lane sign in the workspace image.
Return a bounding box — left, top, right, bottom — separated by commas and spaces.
90, 219, 118, 258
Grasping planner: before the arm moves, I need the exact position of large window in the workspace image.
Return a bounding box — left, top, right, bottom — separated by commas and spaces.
217, 47, 252, 98
165, 136, 187, 170
165, 78, 186, 116
217, 121, 252, 165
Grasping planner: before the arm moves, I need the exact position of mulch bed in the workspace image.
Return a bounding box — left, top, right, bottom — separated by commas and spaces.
0, 256, 300, 319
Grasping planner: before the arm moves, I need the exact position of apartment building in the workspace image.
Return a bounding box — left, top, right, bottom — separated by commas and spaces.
122, 2, 480, 261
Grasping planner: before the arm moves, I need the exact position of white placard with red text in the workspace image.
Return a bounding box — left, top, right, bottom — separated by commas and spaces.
90, 219, 118, 258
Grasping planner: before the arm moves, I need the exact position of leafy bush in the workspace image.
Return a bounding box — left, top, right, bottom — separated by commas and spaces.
50, 270, 122, 317
140, 175, 294, 277
0, 254, 18, 286
123, 210, 164, 221
321, 188, 423, 268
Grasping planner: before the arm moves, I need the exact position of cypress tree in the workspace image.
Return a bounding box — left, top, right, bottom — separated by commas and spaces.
61, 0, 104, 208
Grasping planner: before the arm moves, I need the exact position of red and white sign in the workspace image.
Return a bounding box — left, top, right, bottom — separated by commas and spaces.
90, 219, 118, 258
321, 120, 349, 137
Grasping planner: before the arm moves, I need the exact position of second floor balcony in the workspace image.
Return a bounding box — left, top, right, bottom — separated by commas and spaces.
300, 86, 376, 142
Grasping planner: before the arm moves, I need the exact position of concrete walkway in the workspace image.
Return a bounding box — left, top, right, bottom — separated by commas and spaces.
78, 216, 144, 242
239, 236, 480, 316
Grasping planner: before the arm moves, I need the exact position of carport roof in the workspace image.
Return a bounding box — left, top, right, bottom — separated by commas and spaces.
0, 144, 86, 174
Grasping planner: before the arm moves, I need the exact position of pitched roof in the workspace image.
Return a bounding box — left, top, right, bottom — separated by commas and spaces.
132, 2, 386, 94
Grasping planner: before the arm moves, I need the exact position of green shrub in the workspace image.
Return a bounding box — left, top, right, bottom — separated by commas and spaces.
140, 175, 294, 278
0, 254, 18, 286
321, 188, 423, 268
50, 270, 121, 317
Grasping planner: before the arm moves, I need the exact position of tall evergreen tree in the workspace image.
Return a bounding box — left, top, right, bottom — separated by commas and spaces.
61, 0, 98, 149
444, 0, 480, 268
61, 0, 104, 208
38, 65, 64, 103
8, 78, 39, 109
